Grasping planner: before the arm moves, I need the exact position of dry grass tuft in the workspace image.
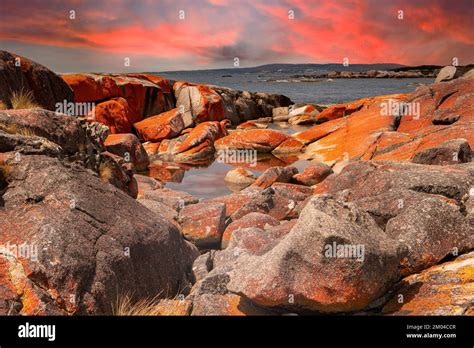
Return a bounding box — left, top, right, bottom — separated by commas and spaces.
0, 100, 8, 110
99, 163, 114, 182
10, 89, 40, 110
0, 123, 36, 137
112, 294, 162, 316
112, 292, 190, 316
0, 162, 13, 186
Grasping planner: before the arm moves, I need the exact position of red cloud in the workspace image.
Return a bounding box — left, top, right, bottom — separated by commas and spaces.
0, 0, 472, 69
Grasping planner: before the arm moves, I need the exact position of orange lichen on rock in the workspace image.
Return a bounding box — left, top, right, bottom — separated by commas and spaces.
383, 252, 474, 315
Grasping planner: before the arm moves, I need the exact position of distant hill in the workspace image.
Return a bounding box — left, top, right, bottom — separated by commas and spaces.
155, 63, 407, 75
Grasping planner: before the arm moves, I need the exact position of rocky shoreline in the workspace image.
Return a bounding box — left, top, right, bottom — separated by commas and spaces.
0, 50, 473, 316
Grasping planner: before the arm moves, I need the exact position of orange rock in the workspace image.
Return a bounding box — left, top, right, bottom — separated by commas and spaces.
208, 187, 263, 218
288, 114, 317, 125
272, 137, 304, 154
237, 120, 267, 129
151, 299, 192, 316
215, 129, 294, 153
175, 120, 228, 154
104, 133, 150, 171
251, 166, 298, 189
315, 94, 408, 124
125, 73, 172, 93
150, 121, 228, 164
142, 141, 161, 157
292, 163, 333, 186
90, 97, 137, 134
383, 251, 474, 315
293, 117, 347, 145
174, 81, 226, 127
147, 161, 186, 183
62, 73, 174, 118
373, 77, 474, 161
300, 96, 405, 166
134, 108, 185, 142
179, 202, 226, 248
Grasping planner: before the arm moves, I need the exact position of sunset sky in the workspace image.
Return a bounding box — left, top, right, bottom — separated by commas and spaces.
1, 0, 473, 72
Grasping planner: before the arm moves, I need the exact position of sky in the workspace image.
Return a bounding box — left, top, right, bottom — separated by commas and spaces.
0, 0, 473, 72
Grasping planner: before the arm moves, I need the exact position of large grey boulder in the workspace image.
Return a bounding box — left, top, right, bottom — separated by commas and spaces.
226, 195, 404, 313
317, 160, 474, 275
0, 155, 199, 315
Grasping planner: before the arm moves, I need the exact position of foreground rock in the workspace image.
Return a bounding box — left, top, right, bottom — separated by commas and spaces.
227, 195, 403, 312
143, 188, 199, 211
0, 51, 73, 110
0, 109, 87, 156
0, 155, 198, 315
315, 160, 474, 276
383, 251, 474, 315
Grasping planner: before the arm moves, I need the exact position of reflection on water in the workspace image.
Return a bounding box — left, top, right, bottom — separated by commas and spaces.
146, 125, 313, 199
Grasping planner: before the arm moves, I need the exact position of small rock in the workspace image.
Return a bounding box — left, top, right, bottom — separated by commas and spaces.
134, 108, 185, 142
272, 106, 289, 117
293, 163, 333, 186
252, 166, 298, 189
221, 212, 280, 248
179, 202, 226, 248
134, 174, 163, 198
411, 139, 472, 165
224, 167, 256, 190
137, 198, 178, 223
435, 66, 457, 83
152, 299, 192, 316
144, 188, 198, 210
104, 133, 150, 171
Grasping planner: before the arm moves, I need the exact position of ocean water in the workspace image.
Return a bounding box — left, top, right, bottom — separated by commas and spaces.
156, 70, 434, 105
151, 72, 434, 198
